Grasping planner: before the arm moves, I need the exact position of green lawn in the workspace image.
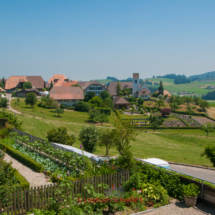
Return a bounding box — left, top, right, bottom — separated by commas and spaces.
147, 78, 215, 94
11, 99, 116, 126
207, 100, 215, 107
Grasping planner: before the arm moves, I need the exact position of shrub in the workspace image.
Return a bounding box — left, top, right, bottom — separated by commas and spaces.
74, 101, 91, 112
22, 82, 32, 89
67, 106, 74, 110
0, 111, 22, 129
94, 107, 111, 115
25, 92, 37, 108
60, 104, 65, 109
0, 141, 43, 172
201, 145, 215, 167
47, 127, 76, 146
183, 183, 200, 197
0, 98, 7, 108
160, 108, 171, 116
79, 126, 99, 153
12, 92, 16, 97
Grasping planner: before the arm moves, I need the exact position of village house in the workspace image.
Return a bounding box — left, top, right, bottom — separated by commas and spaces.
5, 76, 45, 93
113, 96, 131, 109
107, 73, 151, 99
50, 86, 84, 107
155, 90, 171, 97
76, 81, 105, 96
15, 89, 40, 97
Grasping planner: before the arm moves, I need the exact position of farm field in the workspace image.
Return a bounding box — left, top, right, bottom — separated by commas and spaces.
4, 109, 215, 167
10, 99, 116, 126
148, 78, 215, 94
94, 79, 113, 85
207, 100, 215, 107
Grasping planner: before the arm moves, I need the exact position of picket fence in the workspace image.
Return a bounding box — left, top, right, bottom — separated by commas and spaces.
0, 171, 130, 215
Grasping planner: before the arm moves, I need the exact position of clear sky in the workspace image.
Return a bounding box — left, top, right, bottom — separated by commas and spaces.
1, 0, 215, 81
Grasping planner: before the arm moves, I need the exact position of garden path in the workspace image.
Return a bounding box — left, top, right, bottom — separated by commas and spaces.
139, 201, 215, 215
4, 153, 52, 187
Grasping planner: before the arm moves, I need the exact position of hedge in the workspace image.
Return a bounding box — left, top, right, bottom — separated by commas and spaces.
205, 115, 215, 122
0, 141, 43, 172
95, 107, 111, 115
12, 164, 30, 189
172, 110, 206, 116
67, 106, 74, 110
178, 117, 190, 127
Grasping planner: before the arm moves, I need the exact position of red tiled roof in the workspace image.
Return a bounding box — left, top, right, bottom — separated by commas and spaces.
138, 88, 150, 95
50, 86, 84, 100
113, 96, 130, 105
48, 74, 68, 85
76, 81, 101, 90
155, 90, 171, 97
5, 76, 45, 90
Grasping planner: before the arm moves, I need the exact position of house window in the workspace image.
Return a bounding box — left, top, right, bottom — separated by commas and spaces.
64, 100, 69, 102
58, 100, 62, 102
134, 80, 137, 84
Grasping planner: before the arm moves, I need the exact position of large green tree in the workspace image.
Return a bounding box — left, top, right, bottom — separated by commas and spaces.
84, 92, 96, 102
55, 107, 64, 117
201, 145, 215, 167
89, 96, 102, 108
25, 92, 37, 108
47, 127, 75, 146
116, 81, 121, 96
99, 129, 116, 155
156, 99, 165, 108
99, 91, 111, 100
79, 126, 100, 153
170, 102, 179, 110
201, 123, 214, 136
22, 82, 32, 89
199, 100, 210, 112
113, 118, 138, 154
158, 81, 164, 95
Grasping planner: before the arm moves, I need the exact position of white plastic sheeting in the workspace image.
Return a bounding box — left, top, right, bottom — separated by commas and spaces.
51, 142, 101, 162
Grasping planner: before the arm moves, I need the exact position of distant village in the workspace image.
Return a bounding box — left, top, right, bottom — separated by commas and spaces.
0, 73, 173, 109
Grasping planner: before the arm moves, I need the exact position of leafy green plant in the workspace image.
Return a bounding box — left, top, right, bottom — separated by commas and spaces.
183, 183, 200, 197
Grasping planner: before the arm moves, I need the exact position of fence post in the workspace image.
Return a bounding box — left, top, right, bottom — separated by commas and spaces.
201, 180, 204, 198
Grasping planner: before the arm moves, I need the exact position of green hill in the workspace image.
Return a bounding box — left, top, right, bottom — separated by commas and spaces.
189, 71, 215, 80
94, 79, 113, 85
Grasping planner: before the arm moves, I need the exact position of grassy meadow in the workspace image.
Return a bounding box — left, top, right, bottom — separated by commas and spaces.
147, 78, 215, 95
10, 99, 116, 126
4, 106, 215, 167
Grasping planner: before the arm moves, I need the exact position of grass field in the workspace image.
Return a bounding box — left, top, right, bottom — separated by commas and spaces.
207, 101, 215, 107
147, 78, 215, 95
4, 107, 215, 167
11, 99, 116, 126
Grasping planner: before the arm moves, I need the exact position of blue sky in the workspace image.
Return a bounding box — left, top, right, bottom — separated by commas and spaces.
1, 0, 215, 81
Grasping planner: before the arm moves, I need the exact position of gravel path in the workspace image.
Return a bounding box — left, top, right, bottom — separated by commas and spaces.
139, 202, 215, 215
192, 116, 215, 124
4, 153, 52, 187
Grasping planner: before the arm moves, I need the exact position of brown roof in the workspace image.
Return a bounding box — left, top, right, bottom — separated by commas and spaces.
76, 81, 100, 90
48, 74, 68, 86
45, 82, 51, 88
113, 96, 130, 105
5, 76, 45, 90
50, 86, 84, 100
155, 90, 171, 97
107, 82, 133, 96
133, 73, 139, 79
61, 81, 78, 87
139, 88, 151, 95
26, 76, 45, 89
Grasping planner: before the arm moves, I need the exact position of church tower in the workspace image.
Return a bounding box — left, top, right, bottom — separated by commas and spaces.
132, 73, 139, 97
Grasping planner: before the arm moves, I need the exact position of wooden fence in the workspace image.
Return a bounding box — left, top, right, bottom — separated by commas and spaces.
0, 171, 130, 215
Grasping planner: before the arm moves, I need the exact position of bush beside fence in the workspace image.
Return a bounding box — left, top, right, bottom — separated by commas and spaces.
0, 170, 130, 215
